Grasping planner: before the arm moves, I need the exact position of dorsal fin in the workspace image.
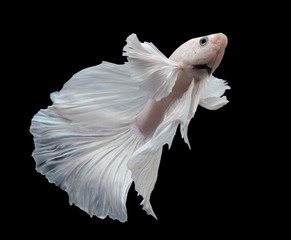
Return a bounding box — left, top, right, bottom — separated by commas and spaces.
123, 34, 181, 101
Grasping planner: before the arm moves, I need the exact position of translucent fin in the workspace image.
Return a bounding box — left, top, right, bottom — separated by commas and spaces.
128, 81, 196, 216
199, 75, 230, 110
123, 34, 181, 101
128, 147, 163, 219
51, 61, 147, 130
30, 108, 144, 222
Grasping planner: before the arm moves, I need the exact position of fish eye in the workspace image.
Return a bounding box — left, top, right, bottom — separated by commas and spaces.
199, 37, 209, 46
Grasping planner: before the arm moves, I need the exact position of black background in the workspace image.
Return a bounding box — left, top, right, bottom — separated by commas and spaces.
5, 2, 285, 238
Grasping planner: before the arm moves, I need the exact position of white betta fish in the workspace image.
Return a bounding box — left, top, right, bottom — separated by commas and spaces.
30, 33, 230, 222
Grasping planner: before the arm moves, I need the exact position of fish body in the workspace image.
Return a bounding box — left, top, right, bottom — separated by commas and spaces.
30, 33, 230, 222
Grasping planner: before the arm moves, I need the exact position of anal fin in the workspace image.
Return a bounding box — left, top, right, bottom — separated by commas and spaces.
128, 146, 163, 219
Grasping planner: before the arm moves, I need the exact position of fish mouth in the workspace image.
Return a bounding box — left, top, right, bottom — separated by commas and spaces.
192, 48, 221, 76
192, 64, 212, 75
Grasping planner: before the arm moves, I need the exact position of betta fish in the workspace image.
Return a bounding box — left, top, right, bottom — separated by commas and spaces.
30, 33, 230, 222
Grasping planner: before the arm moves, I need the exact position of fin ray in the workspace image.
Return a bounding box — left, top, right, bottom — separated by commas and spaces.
51, 62, 147, 130
30, 108, 144, 222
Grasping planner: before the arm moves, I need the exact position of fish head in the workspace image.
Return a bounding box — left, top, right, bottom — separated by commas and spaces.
171, 33, 228, 79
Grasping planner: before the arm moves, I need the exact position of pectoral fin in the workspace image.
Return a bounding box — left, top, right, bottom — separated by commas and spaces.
199, 75, 230, 110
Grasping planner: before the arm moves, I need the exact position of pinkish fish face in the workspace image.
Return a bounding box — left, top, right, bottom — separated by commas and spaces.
171, 33, 228, 78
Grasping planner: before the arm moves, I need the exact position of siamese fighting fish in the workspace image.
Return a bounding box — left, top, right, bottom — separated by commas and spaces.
30, 33, 230, 222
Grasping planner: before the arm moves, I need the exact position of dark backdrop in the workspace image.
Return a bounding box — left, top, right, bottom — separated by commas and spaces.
5, 2, 281, 238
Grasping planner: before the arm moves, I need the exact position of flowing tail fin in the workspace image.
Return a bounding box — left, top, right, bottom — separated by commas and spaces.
30, 108, 145, 222
30, 60, 167, 221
